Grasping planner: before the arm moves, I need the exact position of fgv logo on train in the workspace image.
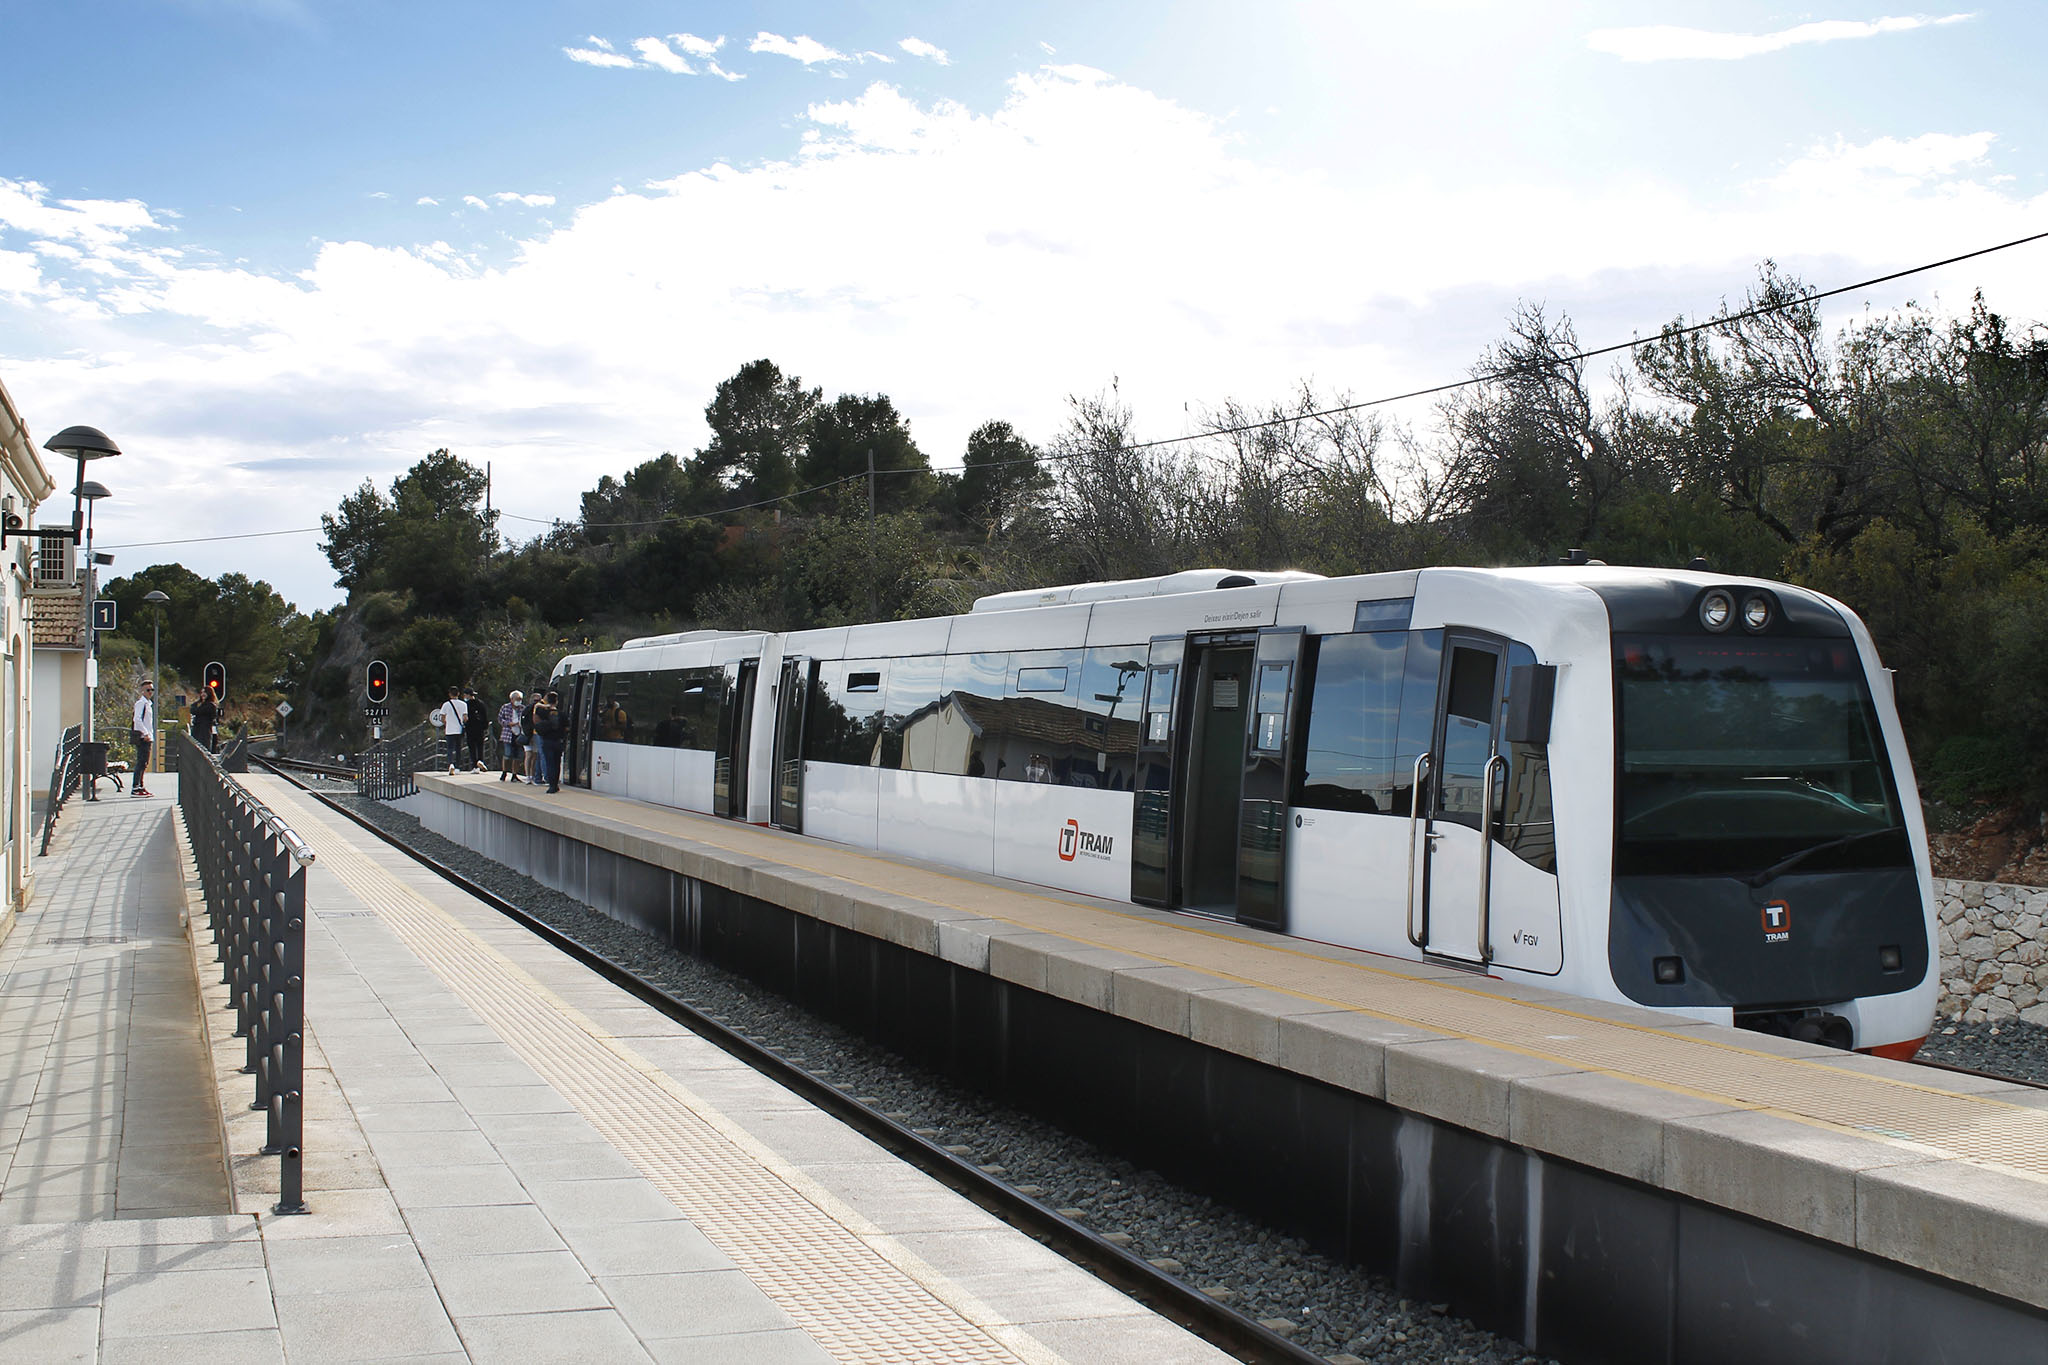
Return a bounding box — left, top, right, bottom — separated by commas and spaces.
1058, 819, 1115, 862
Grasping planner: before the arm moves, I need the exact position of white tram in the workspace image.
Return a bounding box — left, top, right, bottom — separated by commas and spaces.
551, 566, 1938, 1056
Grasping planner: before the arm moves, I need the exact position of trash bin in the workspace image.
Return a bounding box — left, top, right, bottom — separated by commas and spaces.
80, 741, 109, 778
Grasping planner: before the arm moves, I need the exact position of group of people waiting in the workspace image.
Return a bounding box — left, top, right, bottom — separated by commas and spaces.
429, 685, 569, 793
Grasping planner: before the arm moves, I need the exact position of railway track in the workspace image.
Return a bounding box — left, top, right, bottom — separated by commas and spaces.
251, 756, 1328, 1365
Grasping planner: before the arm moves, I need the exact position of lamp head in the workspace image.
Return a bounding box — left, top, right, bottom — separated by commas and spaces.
43, 426, 121, 461
76, 481, 112, 501
143, 590, 169, 605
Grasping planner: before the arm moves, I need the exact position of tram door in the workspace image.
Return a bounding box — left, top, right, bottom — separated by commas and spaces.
714, 659, 759, 820
560, 671, 593, 788
570, 670, 601, 789
1135, 630, 1297, 925
1409, 635, 1507, 966
1235, 628, 1308, 931
770, 657, 811, 832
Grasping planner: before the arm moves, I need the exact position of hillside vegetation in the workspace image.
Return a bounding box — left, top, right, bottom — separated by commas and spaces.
103, 266, 2048, 849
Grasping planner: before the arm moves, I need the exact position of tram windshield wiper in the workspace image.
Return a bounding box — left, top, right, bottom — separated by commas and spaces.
1743, 827, 1902, 888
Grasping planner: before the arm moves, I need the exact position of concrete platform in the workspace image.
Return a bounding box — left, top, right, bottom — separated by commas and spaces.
416, 773, 2048, 1363
0, 770, 1234, 1363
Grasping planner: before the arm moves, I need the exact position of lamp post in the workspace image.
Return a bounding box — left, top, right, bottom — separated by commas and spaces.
144, 590, 168, 774
76, 481, 111, 747
38, 427, 119, 743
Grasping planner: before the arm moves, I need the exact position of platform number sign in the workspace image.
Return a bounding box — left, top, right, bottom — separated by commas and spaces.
202, 661, 226, 703
91, 599, 116, 631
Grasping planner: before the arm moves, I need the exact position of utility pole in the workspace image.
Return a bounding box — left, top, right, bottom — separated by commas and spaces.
866, 447, 878, 620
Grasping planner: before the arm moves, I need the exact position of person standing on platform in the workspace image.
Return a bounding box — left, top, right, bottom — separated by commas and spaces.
497, 690, 526, 782
130, 681, 156, 798
464, 686, 488, 771
534, 690, 565, 793
430, 687, 468, 774
521, 691, 539, 782
189, 688, 218, 754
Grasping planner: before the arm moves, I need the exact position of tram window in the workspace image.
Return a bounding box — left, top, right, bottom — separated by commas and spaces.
1354, 599, 1413, 632
1296, 632, 1405, 813
882, 655, 945, 770
673, 669, 722, 749
1391, 630, 1444, 816
937, 652, 1008, 778
1072, 649, 1144, 790
1253, 661, 1291, 754
1498, 643, 1556, 872
847, 671, 881, 692
808, 660, 886, 765
1144, 664, 1177, 745
599, 673, 646, 744
1000, 649, 1081, 784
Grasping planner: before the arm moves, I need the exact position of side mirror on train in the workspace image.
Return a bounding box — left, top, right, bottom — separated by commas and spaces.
1505, 664, 1557, 746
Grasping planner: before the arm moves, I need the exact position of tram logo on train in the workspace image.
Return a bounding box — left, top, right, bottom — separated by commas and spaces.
1762, 900, 1792, 944
1059, 818, 1115, 862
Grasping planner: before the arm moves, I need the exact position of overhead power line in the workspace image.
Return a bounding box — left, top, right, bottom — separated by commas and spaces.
96, 226, 2048, 550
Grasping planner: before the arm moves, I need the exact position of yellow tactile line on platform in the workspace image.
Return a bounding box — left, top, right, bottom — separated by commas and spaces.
497, 781, 2048, 1181
255, 783, 1054, 1365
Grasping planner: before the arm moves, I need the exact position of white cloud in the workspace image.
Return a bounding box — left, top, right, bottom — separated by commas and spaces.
564, 45, 637, 69
369, 191, 390, 199
899, 37, 949, 64
585, 36, 616, 51
3, 72, 2043, 612
0, 178, 167, 248
633, 36, 693, 74
750, 32, 847, 65
417, 196, 439, 206
462, 195, 490, 210
493, 192, 558, 207
0, 249, 41, 296
673, 33, 723, 57
1589, 13, 1973, 62
704, 60, 744, 82
1782, 131, 1995, 180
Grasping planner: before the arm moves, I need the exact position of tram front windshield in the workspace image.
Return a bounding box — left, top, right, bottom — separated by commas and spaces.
1614, 635, 1909, 878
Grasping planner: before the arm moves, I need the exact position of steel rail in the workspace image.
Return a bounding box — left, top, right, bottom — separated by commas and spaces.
252, 758, 1326, 1365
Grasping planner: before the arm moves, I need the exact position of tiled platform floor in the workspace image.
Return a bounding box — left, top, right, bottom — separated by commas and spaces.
0, 771, 1229, 1363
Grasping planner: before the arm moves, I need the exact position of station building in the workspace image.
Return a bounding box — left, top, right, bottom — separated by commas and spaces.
0, 375, 61, 932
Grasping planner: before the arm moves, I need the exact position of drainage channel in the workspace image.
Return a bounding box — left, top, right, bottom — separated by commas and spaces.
254, 758, 1330, 1365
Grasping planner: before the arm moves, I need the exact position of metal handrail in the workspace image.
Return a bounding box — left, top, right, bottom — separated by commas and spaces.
1477, 752, 1505, 967
1404, 750, 1432, 949
356, 719, 437, 801
175, 731, 310, 1215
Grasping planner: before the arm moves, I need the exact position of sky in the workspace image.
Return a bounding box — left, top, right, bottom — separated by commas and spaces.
2, 2, 2045, 612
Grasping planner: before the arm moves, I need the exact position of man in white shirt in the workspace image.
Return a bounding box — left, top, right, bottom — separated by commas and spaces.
430, 687, 468, 774
131, 681, 156, 798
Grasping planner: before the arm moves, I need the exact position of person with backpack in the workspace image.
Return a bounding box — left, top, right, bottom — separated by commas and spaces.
464, 687, 489, 771
429, 687, 468, 774
532, 690, 565, 793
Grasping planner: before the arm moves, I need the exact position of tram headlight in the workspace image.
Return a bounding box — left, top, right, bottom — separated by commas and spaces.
1699, 590, 1735, 632
1741, 593, 1773, 632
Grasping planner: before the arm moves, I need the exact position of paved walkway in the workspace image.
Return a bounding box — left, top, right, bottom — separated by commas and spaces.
0, 770, 1228, 1363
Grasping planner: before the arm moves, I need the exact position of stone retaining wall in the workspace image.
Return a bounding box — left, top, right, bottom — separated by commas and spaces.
1936, 877, 2048, 1024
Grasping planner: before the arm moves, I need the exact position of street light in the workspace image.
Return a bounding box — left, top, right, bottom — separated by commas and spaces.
76, 481, 111, 747
41, 425, 120, 542
40, 428, 119, 748
144, 590, 168, 775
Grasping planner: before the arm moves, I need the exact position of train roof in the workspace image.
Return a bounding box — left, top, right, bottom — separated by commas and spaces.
969, 568, 1325, 613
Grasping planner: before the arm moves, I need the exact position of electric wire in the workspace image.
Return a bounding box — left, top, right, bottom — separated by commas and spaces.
89, 226, 2048, 549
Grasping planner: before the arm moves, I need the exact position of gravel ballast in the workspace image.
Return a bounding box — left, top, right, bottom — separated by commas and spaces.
322, 788, 1547, 1365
